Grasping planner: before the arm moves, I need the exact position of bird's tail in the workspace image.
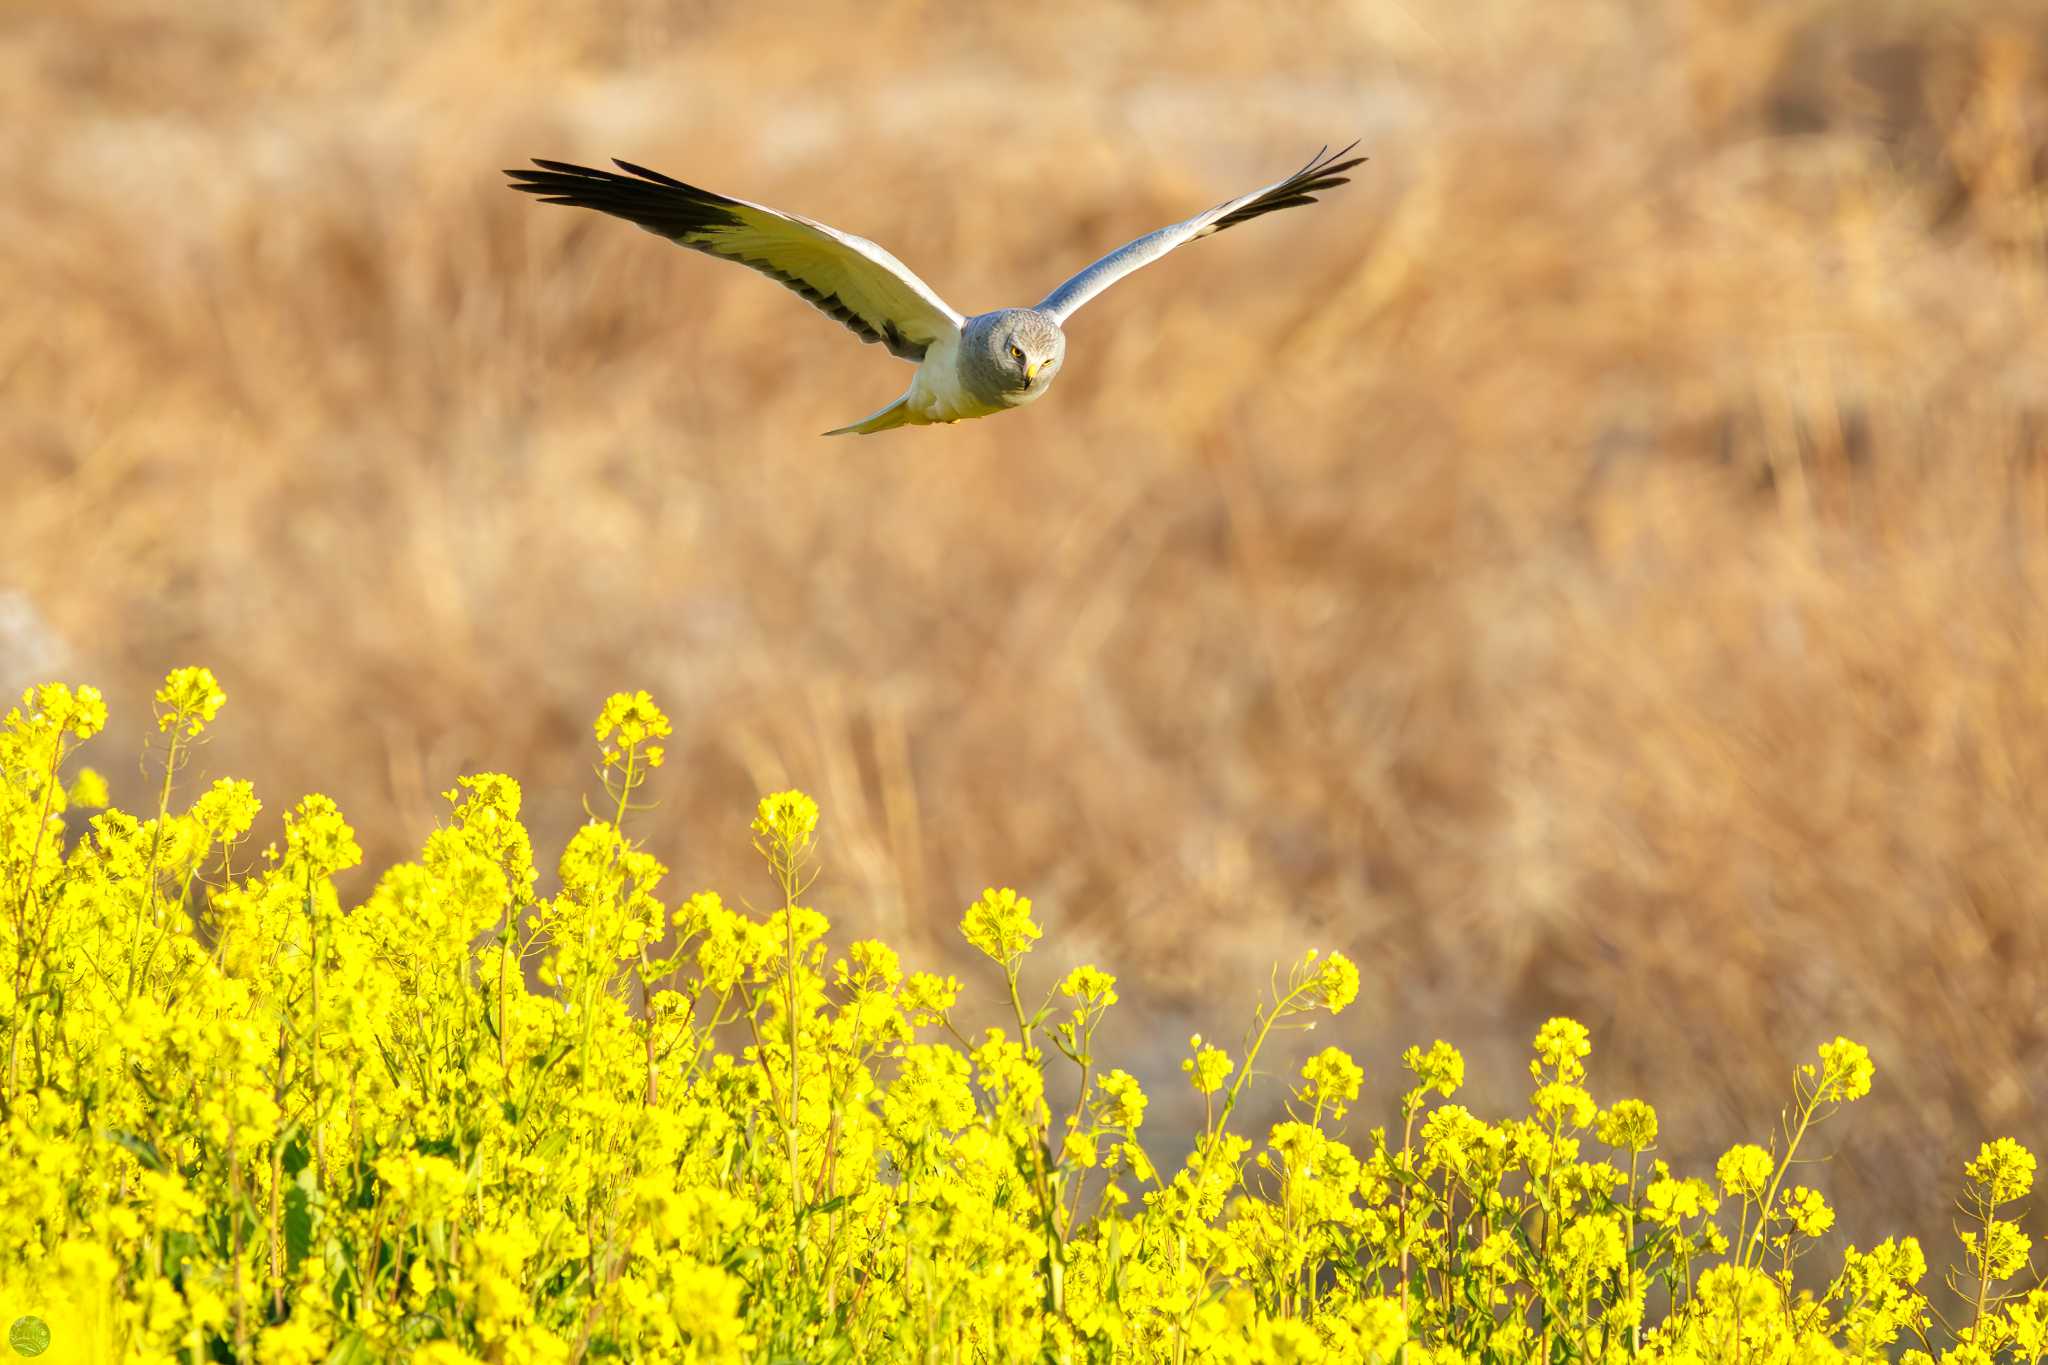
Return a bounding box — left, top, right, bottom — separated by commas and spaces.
823, 394, 917, 437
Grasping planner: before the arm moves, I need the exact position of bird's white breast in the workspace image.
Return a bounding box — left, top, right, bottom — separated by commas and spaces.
904, 332, 1005, 424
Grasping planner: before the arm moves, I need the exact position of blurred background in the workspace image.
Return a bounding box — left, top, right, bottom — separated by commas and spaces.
4, 0, 2046, 1251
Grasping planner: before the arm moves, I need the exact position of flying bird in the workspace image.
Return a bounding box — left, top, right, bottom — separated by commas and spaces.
505, 143, 1365, 435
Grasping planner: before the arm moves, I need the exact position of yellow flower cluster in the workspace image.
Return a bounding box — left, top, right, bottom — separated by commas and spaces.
154, 666, 227, 738
961, 885, 1041, 967
0, 673, 2038, 1363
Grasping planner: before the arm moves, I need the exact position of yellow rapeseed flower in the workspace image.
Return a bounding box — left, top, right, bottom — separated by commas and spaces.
1403, 1040, 1465, 1100
900, 970, 961, 1025
1560, 1213, 1627, 1284
1784, 1185, 1836, 1238
1184, 1042, 1234, 1095
281, 793, 361, 878
1717, 1143, 1775, 1199
1313, 951, 1360, 1013
1299, 1046, 1365, 1119
1533, 1081, 1597, 1130
1533, 1016, 1593, 1084
153, 666, 226, 736
1962, 1220, 2032, 1281
1812, 1036, 1875, 1103
751, 787, 819, 849
17, 680, 107, 741
66, 766, 110, 808
191, 777, 262, 843
594, 688, 671, 768
1097, 1069, 1148, 1129
2003, 1288, 2048, 1362
1059, 964, 1118, 1008
960, 886, 1040, 966
0, 677, 2022, 1364
1967, 1138, 2037, 1204
1598, 1099, 1659, 1153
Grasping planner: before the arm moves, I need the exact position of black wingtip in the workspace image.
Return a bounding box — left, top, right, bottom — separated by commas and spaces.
1315, 142, 1367, 172
1206, 141, 1370, 234
611, 158, 688, 188
503, 157, 749, 239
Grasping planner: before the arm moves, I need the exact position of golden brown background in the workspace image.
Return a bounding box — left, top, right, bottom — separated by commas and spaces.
5, 0, 2046, 1249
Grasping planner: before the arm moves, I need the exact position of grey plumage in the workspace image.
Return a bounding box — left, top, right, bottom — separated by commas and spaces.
957, 309, 1066, 408
505, 142, 1365, 434
505, 158, 958, 362
1034, 143, 1365, 323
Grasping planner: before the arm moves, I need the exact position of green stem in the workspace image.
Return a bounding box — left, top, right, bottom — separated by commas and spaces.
1743, 1098, 1818, 1272
306, 862, 325, 1183
1002, 961, 1065, 1321
5, 735, 66, 1104
1627, 1148, 1642, 1357
127, 730, 183, 1002
779, 831, 805, 1279
1211, 981, 1312, 1148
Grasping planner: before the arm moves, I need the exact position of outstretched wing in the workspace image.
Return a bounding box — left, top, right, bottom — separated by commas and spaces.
507, 159, 964, 362
1034, 143, 1366, 324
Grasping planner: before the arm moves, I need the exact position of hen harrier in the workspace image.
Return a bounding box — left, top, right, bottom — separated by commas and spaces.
506, 143, 1365, 435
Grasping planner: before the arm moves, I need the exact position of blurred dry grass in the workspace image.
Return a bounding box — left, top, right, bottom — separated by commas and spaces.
5, 0, 2047, 1244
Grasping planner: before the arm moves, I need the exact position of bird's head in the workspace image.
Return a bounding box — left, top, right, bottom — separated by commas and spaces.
964, 309, 1066, 404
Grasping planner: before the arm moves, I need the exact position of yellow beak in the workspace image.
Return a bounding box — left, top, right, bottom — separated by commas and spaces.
1025, 361, 1040, 381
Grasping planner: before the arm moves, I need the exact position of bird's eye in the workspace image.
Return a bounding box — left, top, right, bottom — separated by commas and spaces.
1010, 344, 1025, 362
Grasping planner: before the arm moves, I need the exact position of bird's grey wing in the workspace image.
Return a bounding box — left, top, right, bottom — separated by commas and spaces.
507, 159, 964, 362
1034, 143, 1366, 324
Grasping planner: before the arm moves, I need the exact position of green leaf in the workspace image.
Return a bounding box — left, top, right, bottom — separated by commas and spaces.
162, 1229, 200, 1284
372, 1034, 405, 1087
100, 1128, 166, 1172
323, 1329, 377, 1365
284, 1182, 315, 1270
